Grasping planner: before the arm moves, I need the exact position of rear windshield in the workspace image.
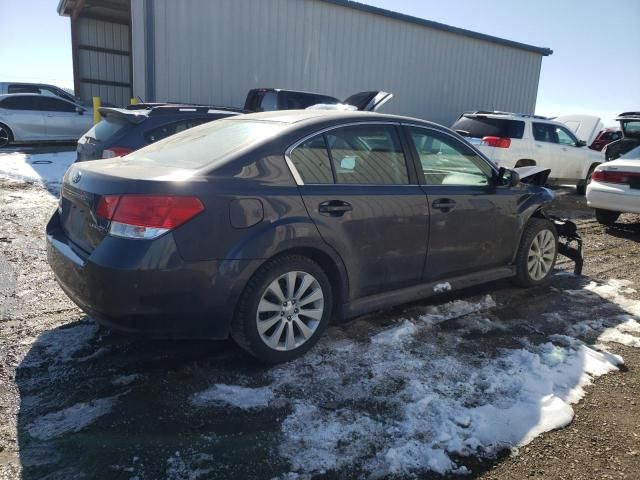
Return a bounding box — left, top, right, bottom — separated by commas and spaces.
84, 116, 129, 141
126, 119, 286, 169
451, 116, 525, 139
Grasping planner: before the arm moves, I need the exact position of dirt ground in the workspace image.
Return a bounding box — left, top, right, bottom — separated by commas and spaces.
0, 178, 639, 479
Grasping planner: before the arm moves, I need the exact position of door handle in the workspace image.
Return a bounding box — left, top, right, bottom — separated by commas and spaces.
432, 198, 456, 212
319, 200, 352, 217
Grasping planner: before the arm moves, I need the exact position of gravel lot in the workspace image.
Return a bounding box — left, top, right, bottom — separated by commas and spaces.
0, 170, 639, 479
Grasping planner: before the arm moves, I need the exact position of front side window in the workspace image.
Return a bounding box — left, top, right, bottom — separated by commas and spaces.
326, 125, 409, 185
409, 127, 492, 186
532, 122, 558, 143
555, 126, 577, 146
36, 97, 76, 113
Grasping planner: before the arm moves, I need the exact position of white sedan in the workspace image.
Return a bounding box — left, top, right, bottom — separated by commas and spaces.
587, 145, 640, 225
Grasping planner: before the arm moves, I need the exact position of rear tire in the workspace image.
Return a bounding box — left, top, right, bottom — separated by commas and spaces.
576, 165, 598, 195
595, 209, 620, 225
513, 218, 558, 287
0, 123, 13, 148
231, 254, 333, 363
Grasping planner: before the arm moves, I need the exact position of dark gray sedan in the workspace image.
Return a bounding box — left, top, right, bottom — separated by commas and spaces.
47, 110, 570, 362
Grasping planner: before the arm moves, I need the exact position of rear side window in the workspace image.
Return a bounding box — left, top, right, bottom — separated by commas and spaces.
0, 96, 38, 110
289, 135, 333, 184
326, 125, 408, 185
84, 116, 130, 141
8, 84, 40, 94
245, 91, 278, 112
144, 118, 212, 143
452, 116, 525, 139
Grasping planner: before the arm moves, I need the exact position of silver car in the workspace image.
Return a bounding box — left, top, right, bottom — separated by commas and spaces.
0, 93, 94, 147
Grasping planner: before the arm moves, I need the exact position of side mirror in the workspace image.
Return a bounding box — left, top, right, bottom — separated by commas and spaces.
576, 140, 587, 147
497, 167, 520, 187
75, 106, 85, 115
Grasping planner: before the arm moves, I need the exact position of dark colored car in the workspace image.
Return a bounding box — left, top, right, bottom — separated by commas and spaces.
76, 104, 241, 161
244, 88, 392, 112
47, 110, 579, 363
590, 127, 622, 151
603, 112, 640, 161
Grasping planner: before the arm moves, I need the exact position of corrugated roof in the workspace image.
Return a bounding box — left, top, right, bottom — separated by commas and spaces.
320, 0, 553, 56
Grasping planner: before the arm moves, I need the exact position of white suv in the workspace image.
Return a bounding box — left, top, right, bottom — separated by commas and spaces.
451, 111, 604, 194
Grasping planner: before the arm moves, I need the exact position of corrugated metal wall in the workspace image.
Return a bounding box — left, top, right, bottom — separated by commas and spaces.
142, 0, 543, 126
75, 17, 131, 106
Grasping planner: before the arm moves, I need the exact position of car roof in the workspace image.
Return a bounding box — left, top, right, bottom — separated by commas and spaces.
461, 111, 549, 121
0, 92, 76, 101
226, 109, 441, 129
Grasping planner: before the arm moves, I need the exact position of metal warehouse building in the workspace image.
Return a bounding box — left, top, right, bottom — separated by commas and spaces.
58, 0, 552, 125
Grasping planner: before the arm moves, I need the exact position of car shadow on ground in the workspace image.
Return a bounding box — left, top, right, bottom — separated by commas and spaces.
14, 274, 638, 479
604, 220, 640, 243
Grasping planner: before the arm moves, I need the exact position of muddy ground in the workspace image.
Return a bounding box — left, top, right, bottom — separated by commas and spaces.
0, 178, 639, 480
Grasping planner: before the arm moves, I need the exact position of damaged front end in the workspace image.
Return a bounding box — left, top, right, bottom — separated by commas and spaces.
548, 215, 584, 276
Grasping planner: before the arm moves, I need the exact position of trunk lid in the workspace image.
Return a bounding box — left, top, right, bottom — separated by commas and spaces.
59, 160, 197, 253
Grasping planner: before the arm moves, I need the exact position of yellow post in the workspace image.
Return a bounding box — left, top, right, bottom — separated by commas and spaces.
130, 97, 139, 105
92, 96, 101, 125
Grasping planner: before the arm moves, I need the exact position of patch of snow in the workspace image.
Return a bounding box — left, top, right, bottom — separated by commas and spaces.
433, 282, 451, 293
371, 319, 416, 344
0, 151, 75, 194
190, 384, 274, 409
418, 294, 496, 326
111, 373, 143, 387
26, 395, 119, 440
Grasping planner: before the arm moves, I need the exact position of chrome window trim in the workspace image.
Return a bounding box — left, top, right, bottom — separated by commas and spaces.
402, 122, 500, 177
284, 121, 416, 187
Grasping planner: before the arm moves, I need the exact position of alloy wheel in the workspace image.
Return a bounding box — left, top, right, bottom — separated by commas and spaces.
0, 127, 9, 147
256, 270, 324, 351
527, 229, 556, 281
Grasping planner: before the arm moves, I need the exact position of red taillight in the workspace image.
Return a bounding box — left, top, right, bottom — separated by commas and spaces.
482, 136, 511, 148
102, 147, 133, 158
591, 170, 640, 185
96, 195, 204, 238
96, 195, 120, 219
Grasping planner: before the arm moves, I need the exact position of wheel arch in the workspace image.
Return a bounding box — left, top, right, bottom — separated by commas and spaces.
0, 122, 14, 144
515, 158, 536, 168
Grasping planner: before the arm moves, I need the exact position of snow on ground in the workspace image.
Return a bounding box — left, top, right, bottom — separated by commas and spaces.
0, 150, 75, 194
26, 395, 120, 441
190, 279, 640, 478
190, 384, 275, 409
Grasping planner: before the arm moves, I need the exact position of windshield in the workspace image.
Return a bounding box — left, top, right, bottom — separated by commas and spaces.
126, 119, 286, 169
621, 145, 640, 159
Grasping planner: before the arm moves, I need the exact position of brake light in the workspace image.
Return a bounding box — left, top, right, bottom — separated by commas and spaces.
96, 195, 204, 239
102, 147, 133, 158
591, 170, 640, 185
482, 136, 511, 148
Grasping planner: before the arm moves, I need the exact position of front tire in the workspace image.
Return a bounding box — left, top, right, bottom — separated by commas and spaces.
576, 165, 598, 195
231, 255, 333, 363
513, 218, 558, 287
595, 209, 620, 225
0, 124, 13, 148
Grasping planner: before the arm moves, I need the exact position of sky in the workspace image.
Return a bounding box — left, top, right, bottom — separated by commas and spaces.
1, 0, 638, 126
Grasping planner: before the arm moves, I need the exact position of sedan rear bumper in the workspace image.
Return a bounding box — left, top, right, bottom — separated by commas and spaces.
587, 182, 640, 214
46, 211, 261, 339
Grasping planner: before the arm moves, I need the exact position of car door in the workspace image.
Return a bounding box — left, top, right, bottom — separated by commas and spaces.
37, 97, 92, 140
287, 122, 429, 300
0, 95, 45, 141
405, 125, 521, 281
532, 122, 586, 182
